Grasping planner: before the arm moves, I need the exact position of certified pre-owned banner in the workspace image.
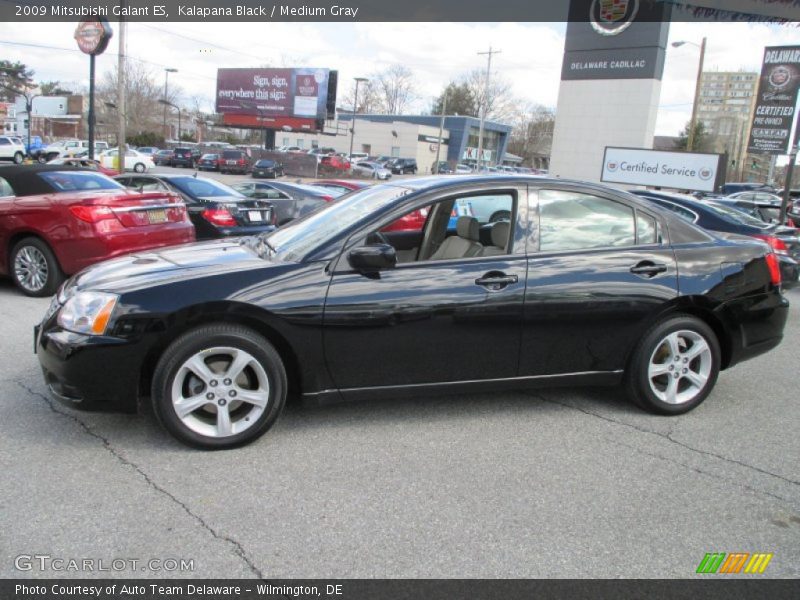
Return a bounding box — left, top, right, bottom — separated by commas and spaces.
601, 147, 725, 192
748, 45, 800, 155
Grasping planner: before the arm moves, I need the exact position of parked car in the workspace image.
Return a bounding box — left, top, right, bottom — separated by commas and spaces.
251, 159, 284, 179
309, 179, 371, 197
219, 149, 250, 174
99, 148, 155, 173
349, 152, 370, 163
720, 182, 774, 195
319, 155, 350, 172
153, 149, 174, 166
0, 165, 194, 296
455, 163, 473, 174
432, 161, 453, 174
136, 146, 160, 156
46, 156, 119, 177
0, 136, 26, 164
232, 180, 335, 225
631, 190, 800, 288
391, 158, 418, 174
34, 175, 789, 448
715, 196, 788, 226
197, 153, 222, 171
352, 161, 392, 180
114, 173, 276, 239
25, 136, 47, 161
171, 147, 200, 168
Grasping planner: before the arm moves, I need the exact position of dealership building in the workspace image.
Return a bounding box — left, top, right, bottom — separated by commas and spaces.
275, 113, 513, 173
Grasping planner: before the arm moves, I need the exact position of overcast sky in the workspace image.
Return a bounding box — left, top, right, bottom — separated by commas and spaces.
1, 20, 799, 136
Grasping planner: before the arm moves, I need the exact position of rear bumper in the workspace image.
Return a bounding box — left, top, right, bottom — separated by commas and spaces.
209, 224, 276, 238
722, 290, 790, 368
57, 224, 196, 274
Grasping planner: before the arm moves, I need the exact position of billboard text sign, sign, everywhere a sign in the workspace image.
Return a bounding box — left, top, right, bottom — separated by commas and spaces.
601, 147, 725, 192
216, 68, 331, 121
748, 45, 800, 155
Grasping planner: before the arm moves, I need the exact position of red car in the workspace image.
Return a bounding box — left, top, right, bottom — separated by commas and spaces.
319, 155, 351, 171
0, 165, 195, 296
309, 179, 428, 231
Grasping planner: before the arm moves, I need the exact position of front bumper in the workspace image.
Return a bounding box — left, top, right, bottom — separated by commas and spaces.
36, 323, 145, 412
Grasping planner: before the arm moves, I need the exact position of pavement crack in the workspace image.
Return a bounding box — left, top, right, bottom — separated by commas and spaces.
530, 392, 800, 489
16, 380, 264, 579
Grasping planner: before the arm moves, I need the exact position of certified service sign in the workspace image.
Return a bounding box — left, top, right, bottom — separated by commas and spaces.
74, 18, 112, 56
601, 147, 724, 192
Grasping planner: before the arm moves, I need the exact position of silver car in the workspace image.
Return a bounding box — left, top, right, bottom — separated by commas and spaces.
352, 161, 392, 180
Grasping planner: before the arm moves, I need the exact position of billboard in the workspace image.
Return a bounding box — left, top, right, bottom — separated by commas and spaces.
600, 147, 725, 192
216, 68, 335, 122
748, 46, 800, 155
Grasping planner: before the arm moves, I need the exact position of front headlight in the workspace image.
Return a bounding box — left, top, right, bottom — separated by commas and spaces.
57, 292, 119, 335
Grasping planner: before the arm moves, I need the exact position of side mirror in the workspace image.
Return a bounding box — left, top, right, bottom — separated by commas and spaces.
348, 244, 397, 272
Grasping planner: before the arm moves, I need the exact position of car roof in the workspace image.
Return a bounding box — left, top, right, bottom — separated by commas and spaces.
0, 165, 89, 195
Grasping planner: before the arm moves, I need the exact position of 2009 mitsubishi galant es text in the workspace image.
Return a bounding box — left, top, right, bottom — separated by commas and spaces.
35, 176, 789, 449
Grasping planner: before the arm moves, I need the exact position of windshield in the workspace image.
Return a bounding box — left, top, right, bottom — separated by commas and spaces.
167, 177, 245, 199
706, 201, 769, 228
264, 185, 411, 261
39, 171, 123, 192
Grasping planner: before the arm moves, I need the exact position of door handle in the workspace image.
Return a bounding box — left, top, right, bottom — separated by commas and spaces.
475, 273, 518, 289
630, 262, 668, 277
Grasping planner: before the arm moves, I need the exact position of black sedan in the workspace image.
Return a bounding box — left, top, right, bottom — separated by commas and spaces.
251, 159, 284, 179
232, 180, 334, 226
114, 173, 275, 239
631, 190, 800, 288
36, 176, 788, 449
197, 153, 221, 171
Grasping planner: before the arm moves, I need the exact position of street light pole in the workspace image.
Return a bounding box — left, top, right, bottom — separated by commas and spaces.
435, 91, 447, 174
672, 37, 706, 152
163, 68, 177, 140
349, 77, 367, 159
477, 46, 501, 171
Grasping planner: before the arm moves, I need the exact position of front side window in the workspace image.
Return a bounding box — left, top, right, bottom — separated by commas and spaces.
0, 176, 14, 197
538, 190, 636, 252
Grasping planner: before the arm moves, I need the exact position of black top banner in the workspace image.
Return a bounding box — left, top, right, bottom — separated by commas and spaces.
748, 45, 800, 155
3, 0, 800, 22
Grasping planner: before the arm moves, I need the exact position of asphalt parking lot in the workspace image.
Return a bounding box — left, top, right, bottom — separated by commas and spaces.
0, 278, 798, 578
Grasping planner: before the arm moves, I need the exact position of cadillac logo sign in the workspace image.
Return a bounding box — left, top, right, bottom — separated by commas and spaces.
768, 65, 792, 89
590, 0, 639, 36
74, 18, 112, 56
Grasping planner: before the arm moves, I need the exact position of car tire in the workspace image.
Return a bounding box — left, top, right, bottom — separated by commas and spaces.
133, 162, 146, 173
151, 324, 288, 450
489, 210, 511, 222
10, 237, 64, 297
13, 151, 24, 164
625, 314, 720, 415
36, 154, 47, 164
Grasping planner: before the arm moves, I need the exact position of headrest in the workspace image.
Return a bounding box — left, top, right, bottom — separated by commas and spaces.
456, 216, 479, 241
491, 221, 510, 249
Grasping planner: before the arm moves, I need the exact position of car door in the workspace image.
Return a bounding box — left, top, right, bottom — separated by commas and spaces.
519, 185, 679, 378
323, 185, 528, 392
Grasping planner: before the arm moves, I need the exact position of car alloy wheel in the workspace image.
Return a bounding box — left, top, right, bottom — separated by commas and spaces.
11, 237, 63, 297
647, 330, 712, 405
134, 162, 145, 173
626, 315, 720, 415
13, 151, 24, 164
152, 324, 287, 449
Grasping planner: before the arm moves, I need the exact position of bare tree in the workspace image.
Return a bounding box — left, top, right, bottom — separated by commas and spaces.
341, 79, 380, 114
507, 103, 555, 164
97, 60, 183, 139
464, 68, 516, 123
372, 64, 416, 115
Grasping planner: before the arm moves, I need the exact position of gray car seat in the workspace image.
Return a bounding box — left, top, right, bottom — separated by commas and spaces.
430, 216, 482, 260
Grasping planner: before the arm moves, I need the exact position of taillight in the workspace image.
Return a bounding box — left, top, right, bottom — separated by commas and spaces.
69, 205, 116, 223
753, 234, 789, 255
765, 252, 782, 285
201, 208, 237, 227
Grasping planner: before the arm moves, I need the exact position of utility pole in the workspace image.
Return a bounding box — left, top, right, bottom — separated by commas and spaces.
163, 68, 177, 140
477, 46, 501, 171
687, 37, 706, 152
349, 77, 368, 159
117, 7, 126, 173
434, 90, 447, 174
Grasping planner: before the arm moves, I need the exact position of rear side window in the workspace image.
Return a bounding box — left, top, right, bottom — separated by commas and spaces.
636, 212, 659, 244
538, 190, 635, 251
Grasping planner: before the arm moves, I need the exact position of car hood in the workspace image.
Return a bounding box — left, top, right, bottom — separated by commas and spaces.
69, 238, 273, 294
